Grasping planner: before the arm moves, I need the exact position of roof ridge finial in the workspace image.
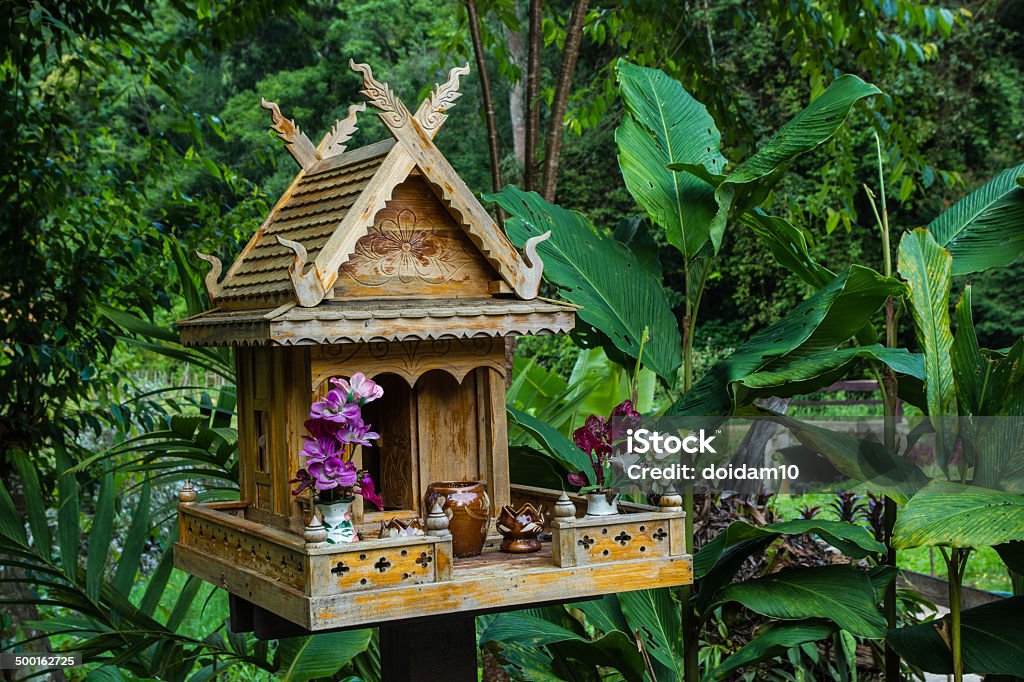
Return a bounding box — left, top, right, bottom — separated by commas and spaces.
318, 102, 367, 159
349, 59, 407, 128
259, 97, 319, 170
194, 251, 223, 303
417, 64, 471, 132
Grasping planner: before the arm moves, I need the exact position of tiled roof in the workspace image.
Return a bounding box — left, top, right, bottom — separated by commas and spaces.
217, 140, 394, 302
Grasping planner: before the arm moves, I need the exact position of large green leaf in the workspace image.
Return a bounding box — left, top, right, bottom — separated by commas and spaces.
56, 447, 80, 579
480, 612, 647, 682
733, 344, 924, 405
712, 565, 887, 639
670, 266, 905, 416
12, 450, 50, 554
672, 75, 881, 240
740, 211, 834, 289
898, 228, 956, 419
696, 519, 885, 579
751, 413, 929, 504
694, 519, 885, 613
892, 480, 1024, 550
507, 406, 592, 478
928, 163, 1024, 275
274, 630, 371, 682
888, 597, 1024, 675
617, 588, 681, 678
615, 60, 726, 256
491, 186, 682, 385
703, 620, 837, 682
86, 469, 116, 602
113, 480, 151, 595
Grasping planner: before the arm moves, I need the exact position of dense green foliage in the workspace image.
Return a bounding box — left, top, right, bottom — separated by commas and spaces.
2, 1, 1023, 681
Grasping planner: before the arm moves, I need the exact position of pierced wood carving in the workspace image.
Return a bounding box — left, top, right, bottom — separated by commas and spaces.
310, 337, 502, 388
416, 64, 470, 132
180, 514, 306, 590
349, 60, 408, 128
313, 545, 436, 595
260, 98, 320, 170
318, 103, 367, 158
195, 251, 223, 302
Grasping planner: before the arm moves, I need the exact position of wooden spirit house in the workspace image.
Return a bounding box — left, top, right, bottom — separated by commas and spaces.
174, 60, 692, 644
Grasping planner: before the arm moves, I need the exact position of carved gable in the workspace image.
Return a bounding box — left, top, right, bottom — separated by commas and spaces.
334, 175, 498, 299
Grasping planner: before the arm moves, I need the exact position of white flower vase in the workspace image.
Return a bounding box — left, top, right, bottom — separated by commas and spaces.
318, 496, 357, 543
585, 491, 620, 518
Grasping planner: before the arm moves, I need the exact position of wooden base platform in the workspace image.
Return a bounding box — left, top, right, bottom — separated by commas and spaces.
174, 486, 693, 632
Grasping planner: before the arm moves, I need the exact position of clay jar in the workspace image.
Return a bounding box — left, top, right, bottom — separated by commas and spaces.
425, 481, 491, 558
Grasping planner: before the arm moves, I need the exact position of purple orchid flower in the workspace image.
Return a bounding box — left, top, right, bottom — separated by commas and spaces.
332, 373, 383, 405
290, 469, 315, 496
567, 470, 591, 488
302, 434, 339, 463
337, 421, 381, 447
310, 389, 360, 423
359, 472, 384, 510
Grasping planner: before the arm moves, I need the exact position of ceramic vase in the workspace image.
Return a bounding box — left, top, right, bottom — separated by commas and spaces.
496, 503, 546, 553
318, 496, 357, 543
425, 481, 490, 557
585, 491, 620, 518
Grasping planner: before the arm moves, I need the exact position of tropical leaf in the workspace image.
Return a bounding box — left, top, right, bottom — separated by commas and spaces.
274, 630, 372, 682
480, 612, 647, 682
740, 211, 834, 289
613, 216, 662, 278
86, 469, 116, 602
702, 620, 837, 682
694, 519, 885, 613
12, 450, 50, 554
898, 228, 956, 419
888, 597, 1024, 675
750, 412, 929, 503
113, 480, 151, 594
672, 75, 881, 241
617, 588, 681, 678
670, 266, 905, 416
56, 447, 80, 578
892, 480, 1024, 550
928, 163, 1024, 275
507, 406, 592, 478
491, 186, 682, 386
733, 344, 924, 405
615, 59, 726, 256
696, 519, 885, 579
712, 565, 888, 639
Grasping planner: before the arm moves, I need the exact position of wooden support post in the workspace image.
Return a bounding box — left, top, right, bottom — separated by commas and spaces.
379, 614, 478, 681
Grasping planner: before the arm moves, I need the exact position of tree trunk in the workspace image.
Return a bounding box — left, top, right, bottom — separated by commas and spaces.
539, 0, 589, 202
506, 2, 527, 168
524, 0, 542, 191
465, 0, 504, 200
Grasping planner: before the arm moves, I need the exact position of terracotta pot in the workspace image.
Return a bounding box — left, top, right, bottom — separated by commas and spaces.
425, 481, 490, 558
496, 503, 546, 553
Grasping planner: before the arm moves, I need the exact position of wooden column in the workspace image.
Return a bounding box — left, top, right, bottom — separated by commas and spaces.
379, 614, 478, 681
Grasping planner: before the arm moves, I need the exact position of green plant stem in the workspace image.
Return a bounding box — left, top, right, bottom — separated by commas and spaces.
866, 134, 902, 682
680, 258, 709, 682
943, 547, 970, 682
